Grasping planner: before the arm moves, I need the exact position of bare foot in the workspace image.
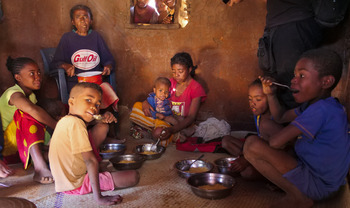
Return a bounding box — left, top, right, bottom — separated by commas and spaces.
270, 195, 313, 208
33, 168, 54, 184
0, 160, 13, 178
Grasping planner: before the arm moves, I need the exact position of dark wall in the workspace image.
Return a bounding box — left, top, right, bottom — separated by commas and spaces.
0, 0, 349, 131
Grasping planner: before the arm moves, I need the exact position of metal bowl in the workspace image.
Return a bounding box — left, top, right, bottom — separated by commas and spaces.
99, 143, 126, 159
174, 159, 214, 178
214, 157, 239, 174
109, 154, 145, 170
187, 173, 236, 199
134, 144, 166, 160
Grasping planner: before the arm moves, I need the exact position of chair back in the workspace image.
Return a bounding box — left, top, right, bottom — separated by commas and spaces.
40, 48, 56, 75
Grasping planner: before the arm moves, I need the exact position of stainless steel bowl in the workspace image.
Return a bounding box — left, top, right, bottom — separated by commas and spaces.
214, 157, 238, 174
134, 144, 166, 160
99, 143, 126, 159
187, 173, 236, 199
109, 154, 145, 170
174, 159, 214, 178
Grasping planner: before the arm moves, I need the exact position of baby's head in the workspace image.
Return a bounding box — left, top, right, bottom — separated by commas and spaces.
291, 49, 342, 104
153, 77, 171, 101
68, 82, 102, 122
6, 56, 41, 89
70, 5, 93, 32
248, 79, 269, 116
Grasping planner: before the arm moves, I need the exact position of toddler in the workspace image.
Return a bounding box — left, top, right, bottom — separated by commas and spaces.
49, 82, 139, 206
222, 78, 283, 179
148, 77, 177, 124
244, 49, 350, 207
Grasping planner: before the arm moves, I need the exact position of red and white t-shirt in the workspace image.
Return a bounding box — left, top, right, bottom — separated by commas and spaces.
169, 78, 206, 117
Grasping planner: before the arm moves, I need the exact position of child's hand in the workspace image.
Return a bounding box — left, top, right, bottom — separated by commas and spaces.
156, 113, 165, 120
159, 127, 173, 140
101, 111, 117, 123
96, 194, 123, 205
259, 76, 277, 95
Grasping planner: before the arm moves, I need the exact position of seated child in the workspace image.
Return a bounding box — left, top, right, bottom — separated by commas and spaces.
148, 77, 178, 124
222, 79, 283, 179
0, 56, 57, 184
49, 82, 139, 206
244, 49, 350, 207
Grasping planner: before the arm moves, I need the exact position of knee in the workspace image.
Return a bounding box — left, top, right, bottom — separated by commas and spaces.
243, 135, 261, 160
221, 135, 232, 150
128, 170, 140, 187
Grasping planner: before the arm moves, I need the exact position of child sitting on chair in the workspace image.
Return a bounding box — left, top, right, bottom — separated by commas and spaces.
49, 82, 139, 206
221, 78, 284, 179
244, 49, 350, 207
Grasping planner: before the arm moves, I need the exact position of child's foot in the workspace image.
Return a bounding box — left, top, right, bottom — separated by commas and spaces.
33, 168, 54, 184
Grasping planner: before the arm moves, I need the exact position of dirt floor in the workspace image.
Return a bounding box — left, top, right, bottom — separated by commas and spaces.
0, 133, 349, 208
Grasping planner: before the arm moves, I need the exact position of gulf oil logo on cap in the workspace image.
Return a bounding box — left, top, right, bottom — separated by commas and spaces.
71, 49, 100, 70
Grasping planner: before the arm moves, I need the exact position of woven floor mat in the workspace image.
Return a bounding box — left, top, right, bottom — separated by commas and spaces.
0, 136, 349, 207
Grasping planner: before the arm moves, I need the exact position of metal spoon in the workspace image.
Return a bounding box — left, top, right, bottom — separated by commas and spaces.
151, 138, 160, 152
92, 114, 103, 120
0, 182, 11, 187
180, 154, 204, 171
272, 82, 299, 93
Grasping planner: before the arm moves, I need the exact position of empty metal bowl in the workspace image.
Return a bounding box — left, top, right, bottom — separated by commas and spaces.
99, 143, 126, 159
109, 154, 145, 170
187, 173, 236, 199
134, 144, 166, 160
174, 159, 214, 178
214, 157, 239, 174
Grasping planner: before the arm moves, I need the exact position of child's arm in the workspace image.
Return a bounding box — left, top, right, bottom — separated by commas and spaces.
10, 92, 57, 129
156, 113, 165, 120
259, 76, 297, 123
161, 97, 201, 140
82, 151, 122, 205
268, 124, 302, 149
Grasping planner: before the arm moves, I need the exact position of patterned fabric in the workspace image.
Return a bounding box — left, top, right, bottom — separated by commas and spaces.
130, 102, 173, 147
14, 110, 45, 169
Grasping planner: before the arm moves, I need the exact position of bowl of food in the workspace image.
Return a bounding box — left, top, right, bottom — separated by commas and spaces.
77, 71, 103, 85
214, 157, 239, 174
174, 159, 214, 178
187, 173, 236, 199
109, 154, 145, 170
134, 144, 166, 160
99, 143, 126, 159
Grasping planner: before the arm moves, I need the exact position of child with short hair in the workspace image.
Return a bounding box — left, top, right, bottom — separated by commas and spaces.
222, 79, 283, 179
244, 49, 350, 207
0, 56, 57, 183
148, 77, 177, 125
49, 82, 139, 206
